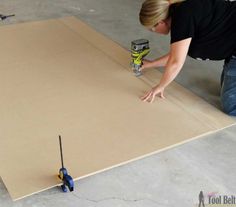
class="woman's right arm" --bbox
[141,53,170,70]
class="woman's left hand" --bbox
[141,85,165,103]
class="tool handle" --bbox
[0,14,15,20]
[59,135,64,168]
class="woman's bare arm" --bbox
[141,37,192,102]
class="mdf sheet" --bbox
[0,17,234,200]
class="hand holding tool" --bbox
[131,39,150,76]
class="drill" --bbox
[131,39,150,76]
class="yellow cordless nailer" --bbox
[131,39,150,76]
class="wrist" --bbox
[154,84,165,90]
[152,59,163,68]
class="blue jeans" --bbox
[220,55,236,116]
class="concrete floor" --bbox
[0,0,236,206]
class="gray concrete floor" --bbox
[0,0,235,206]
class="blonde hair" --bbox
[139,0,186,28]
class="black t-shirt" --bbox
[170,0,236,60]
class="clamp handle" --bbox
[0,14,15,21]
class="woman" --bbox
[139,0,236,115]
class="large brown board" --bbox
[0,17,234,200]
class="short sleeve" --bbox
[170,4,195,44]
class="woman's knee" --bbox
[221,92,236,116]
[220,56,236,116]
